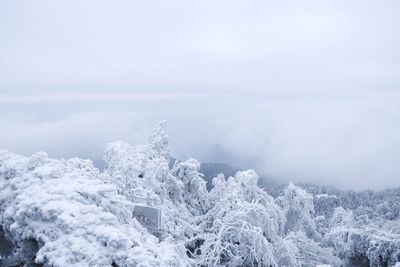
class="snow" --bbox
[1,121,400,266]
[0,149,188,266]
[315,193,337,199]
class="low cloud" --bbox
[1,91,399,190]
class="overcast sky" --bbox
[1,0,400,190]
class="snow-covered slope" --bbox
[1,121,400,267]
[0,124,189,266]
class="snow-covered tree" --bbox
[0,149,189,267]
[193,170,281,266]
[170,159,209,215]
[329,206,354,228]
[278,183,320,240]
[2,121,400,266]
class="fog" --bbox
[1,0,400,190]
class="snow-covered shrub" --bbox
[192,170,283,266]
[103,123,203,240]
[313,193,340,219]
[2,121,400,266]
[279,231,341,267]
[278,183,320,240]
[329,206,354,228]
[209,173,227,202]
[328,225,400,266]
[170,159,210,215]
[0,149,189,267]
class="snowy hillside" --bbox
[1,122,400,267]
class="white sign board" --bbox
[133,205,161,230]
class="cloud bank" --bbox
[1,0,400,189]
[1,91,400,190]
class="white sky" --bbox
[1,0,400,190]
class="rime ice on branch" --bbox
[1,121,400,267]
